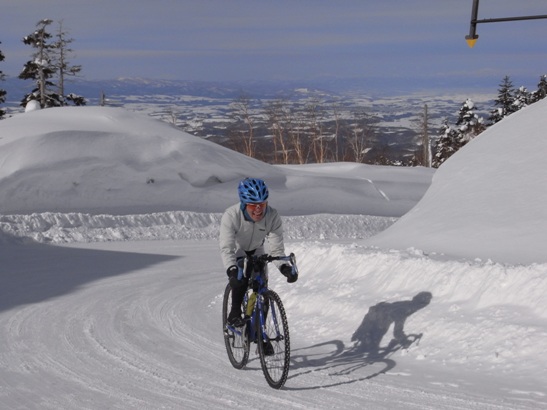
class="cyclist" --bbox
[220,177,297,328]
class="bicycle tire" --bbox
[257,290,290,389]
[222,284,249,369]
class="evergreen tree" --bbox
[0,41,6,119]
[512,86,530,112]
[65,93,86,106]
[19,19,63,108]
[530,74,547,103]
[433,99,485,168]
[488,76,515,125]
[432,119,462,168]
[456,98,485,142]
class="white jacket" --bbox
[219,203,285,270]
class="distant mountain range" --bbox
[2,75,494,102]
[2,76,348,103]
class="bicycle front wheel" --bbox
[222,284,249,369]
[258,290,290,389]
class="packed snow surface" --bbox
[0,103,546,409]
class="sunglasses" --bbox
[246,201,267,210]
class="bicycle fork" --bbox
[257,294,284,345]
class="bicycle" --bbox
[222,253,298,389]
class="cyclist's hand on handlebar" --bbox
[226,265,238,278]
[226,265,242,288]
[280,264,298,283]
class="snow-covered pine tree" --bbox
[433,99,485,168]
[512,86,530,112]
[65,93,86,106]
[456,98,485,142]
[530,74,547,103]
[432,119,461,168]
[488,76,515,125]
[18,19,63,109]
[0,41,6,119]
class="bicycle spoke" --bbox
[258,290,290,389]
[222,284,249,369]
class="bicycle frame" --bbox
[228,254,296,344]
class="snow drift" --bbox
[367,98,547,264]
[0,107,431,217]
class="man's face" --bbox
[246,201,267,222]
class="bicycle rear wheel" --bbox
[258,290,290,389]
[222,284,249,369]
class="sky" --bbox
[1,0,547,93]
[0,101,546,407]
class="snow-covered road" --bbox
[2,239,544,409]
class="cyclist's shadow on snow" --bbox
[287,291,433,390]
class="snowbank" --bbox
[366,98,547,264]
[0,211,396,244]
[0,107,431,217]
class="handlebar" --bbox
[256,252,296,265]
[238,252,298,280]
[256,253,298,274]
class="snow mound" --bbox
[0,106,433,217]
[366,98,547,264]
[0,107,281,214]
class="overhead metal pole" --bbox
[476,14,547,24]
[465,0,480,48]
[465,0,547,48]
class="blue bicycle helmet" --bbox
[238,177,269,204]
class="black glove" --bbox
[280,264,298,283]
[227,265,244,288]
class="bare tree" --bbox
[229,94,256,158]
[0,41,6,119]
[346,124,369,163]
[306,99,330,163]
[53,20,82,100]
[413,104,432,167]
[345,110,375,163]
[331,99,342,162]
[265,99,291,164]
[265,99,313,164]
[165,106,180,126]
[288,110,310,164]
